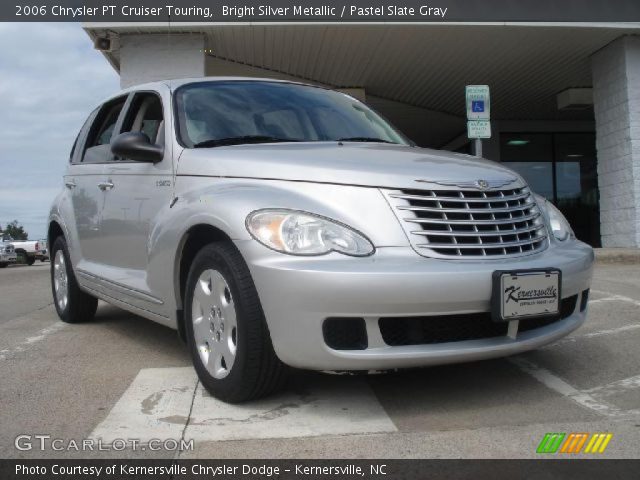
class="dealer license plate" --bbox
[491,269,561,322]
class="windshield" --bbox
[174,81,410,148]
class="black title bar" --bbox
[2,459,640,480]
[4,0,640,22]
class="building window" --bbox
[500,132,600,247]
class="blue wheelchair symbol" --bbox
[472,100,485,113]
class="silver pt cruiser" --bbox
[49,78,594,402]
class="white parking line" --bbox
[583,375,640,398]
[91,368,197,442]
[0,319,64,361]
[91,367,397,444]
[508,357,633,418]
[512,287,640,419]
[581,324,640,338]
[541,324,640,349]
[590,290,640,307]
[588,297,618,304]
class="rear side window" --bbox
[93,102,124,146]
[82,96,127,163]
[69,108,97,163]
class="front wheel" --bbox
[185,242,287,403]
[0,263,7,268]
[51,237,98,323]
[26,256,35,266]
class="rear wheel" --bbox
[185,241,287,403]
[0,263,7,268]
[51,237,97,323]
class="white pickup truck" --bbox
[4,238,44,266]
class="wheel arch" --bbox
[48,221,65,251]
[174,223,234,342]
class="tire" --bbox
[0,263,7,268]
[51,236,98,323]
[185,241,287,403]
[26,255,35,266]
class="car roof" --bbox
[127,77,318,93]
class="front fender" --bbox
[147,177,410,318]
[169,177,409,246]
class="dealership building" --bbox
[84,22,640,248]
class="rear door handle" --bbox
[98,181,114,191]
[64,180,76,189]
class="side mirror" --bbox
[111,132,164,163]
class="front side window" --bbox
[174,81,409,148]
[120,92,164,146]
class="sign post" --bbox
[465,85,491,157]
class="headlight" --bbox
[246,210,374,256]
[545,201,574,241]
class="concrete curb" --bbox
[594,248,640,265]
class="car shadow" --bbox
[90,302,190,361]
[362,357,589,430]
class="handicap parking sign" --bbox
[466,85,490,121]
[472,100,485,113]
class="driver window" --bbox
[120,92,164,148]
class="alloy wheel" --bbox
[53,250,69,311]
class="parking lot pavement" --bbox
[0,263,639,459]
[0,263,51,325]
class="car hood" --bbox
[176,143,523,190]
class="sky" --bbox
[0,23,119,239]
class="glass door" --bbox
[553,133,600,247]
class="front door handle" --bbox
[64,179,76,189]
[98,181,114,191]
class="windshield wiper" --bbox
[193,136,300,148]
[337,137,397,144]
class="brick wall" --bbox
[592,36,640,247]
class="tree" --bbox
[4,220,28,240]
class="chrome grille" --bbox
[385,186,548,258]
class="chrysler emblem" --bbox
[420,178,519,189]
[476,179,489,190]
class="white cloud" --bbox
[0,23,119,238]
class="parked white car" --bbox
[49,78,594,402]
[0,241,17,268]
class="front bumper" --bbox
[237,239,594,371]
[0,253,17,263]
